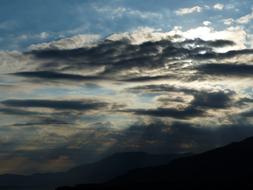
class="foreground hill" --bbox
[0,152,182,190]
[57,137,253,190]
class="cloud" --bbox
[197,63,253,77]
[180,38,235,48]
[176,3,227,16]
[171,26,247,51]
[1,118,253,174]
[223,18,234,26]
[126,84,235,121]
[175,6,202,16]
[120,75,173,82]
[1,25,253,174]
[222,11,253,26]
[126,107,204,119]
[191,91,234,109]
[191,49,253,61]
[130,84,235,108]
[0,107,40,116]
[16,32,50,42]
[0,21,17,30]
[13,71,105,82]
[213,3,224,10]
[25,32,239,83]
[110,121,253,154]
[0,51,32,74]
[93,5,162,20]
[1,99,108,111]
[0,155,74,174]
[203,21,212,26]
[241,109,253,117]
[2,119,71,127]
[106,27,181,45]
[237,11,253,24]
[28,34,101,50]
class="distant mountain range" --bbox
[0,152,184,190]
[57,137,253,190]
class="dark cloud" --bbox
[24,38,241,81]
[179,38,235,48]
[193,49,253,60]
[109,121,253,154]
[241,110,253,117]
[126,106,204,119]
[4,119,71,127]
[0,106,85,127]
[123,84,236,119]
[0,107,40,116]
[1,99,108,111]
[125,90,233,118]
[237,98,253,106]
[12,71,105,81]
[4,120,253,173]
[128,84,192,94]
[129,84,234,109]
[202,39,235,48]
[197,63,253,77]
[119,75,173,82]
[156,96,186,104]
[191,91,234,109]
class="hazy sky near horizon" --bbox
[0,0,253,174]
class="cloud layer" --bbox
[0,25,253,174]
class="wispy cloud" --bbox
[29,34,101,50]
[237,10,253,24]
[175,6,202,16]
[213,3,224,10]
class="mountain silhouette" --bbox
[57,137,253,190]
[0,152,183,190]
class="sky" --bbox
[0,0,253,174]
